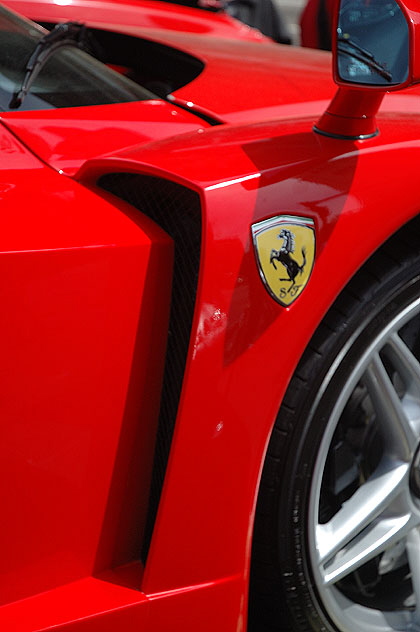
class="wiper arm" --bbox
[337,35,393,83]
[10,22,88,109]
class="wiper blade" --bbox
[10,22,88,109]
[338,35,393,83]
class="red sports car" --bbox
[1,1,420,631]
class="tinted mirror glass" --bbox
[337,0,409,86]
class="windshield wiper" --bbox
[337,35,393,83]
[9,22,89,109]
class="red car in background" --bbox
[4,0,268,41]
[1,1,420,631]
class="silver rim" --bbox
[309,296,420,632]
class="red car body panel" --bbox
[1,101,208,175]
[2,1,420,630]
[78,114,420,595]
[4,0,267,40]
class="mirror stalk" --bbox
[315,87,385,140]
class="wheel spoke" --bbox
[384,333,420,438]
[321,512,415,585]
[316,461,409,565]
[363,353,417,458]
[386,332,420,392]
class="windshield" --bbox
[0,6,157,112]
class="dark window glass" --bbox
[0,6,157,111]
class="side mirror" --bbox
[336,0,409,88]
[315,0,420,139]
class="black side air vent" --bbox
[97,173,201,560]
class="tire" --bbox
[250,225,420,632]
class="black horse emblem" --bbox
[270,229,306,292]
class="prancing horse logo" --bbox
[252,216,315,307]
[270,228,307,292]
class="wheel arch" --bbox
[249,206,420,631]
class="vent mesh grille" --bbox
[97,173,202,559]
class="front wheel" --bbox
[251,229,420,631]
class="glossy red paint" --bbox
[3,0,267,40]
[0,123,172,614]
[1,101,208,175]
[2,1,420,630]
[170,41,335,122]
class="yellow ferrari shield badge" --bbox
[252,215,315,307]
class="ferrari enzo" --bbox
[1,0,420,631]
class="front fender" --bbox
[78,112,420,608]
